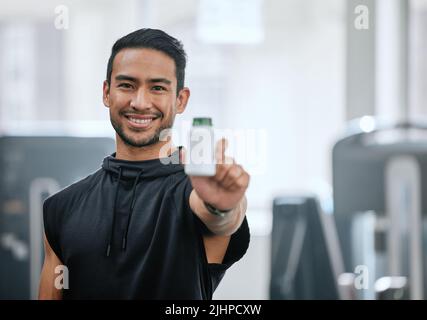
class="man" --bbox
[39,28,250,299]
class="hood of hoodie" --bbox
[101,148,185,256]
[102,149,184,180]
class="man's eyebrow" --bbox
[115,75,138,82]
[147,78,172,85]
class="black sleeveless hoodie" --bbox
[43,150,250,299]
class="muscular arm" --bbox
[190,191,247,264]
[38,233,63,300]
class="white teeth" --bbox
[128,117,153,124]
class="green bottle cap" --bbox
[193,117,212,126]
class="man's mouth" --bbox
[123,114,161,128]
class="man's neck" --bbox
[115,139,175,161]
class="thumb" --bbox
[179,146,187,165]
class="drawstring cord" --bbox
[106,166,143,256]
[106,166,122,257]
[122,169,143,251]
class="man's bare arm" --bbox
[190,192,247,264]
[38,233,63,300]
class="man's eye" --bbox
[152,86,166,91]
[118,83,133,89]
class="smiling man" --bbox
[39,28,250,299]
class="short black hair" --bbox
[106,28,187,94]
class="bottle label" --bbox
[186,127,216,176]
[189,127,214,165]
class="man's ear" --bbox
[103,80,110,108]
[175,87,190,114]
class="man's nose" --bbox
[130,88,152,110]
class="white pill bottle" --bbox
[184,117,216,176]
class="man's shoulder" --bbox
[44,168,103,210]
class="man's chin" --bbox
[121,135,159,148]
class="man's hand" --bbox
[188,138,250,211]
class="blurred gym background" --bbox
[1,0,427,300]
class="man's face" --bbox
[103,48,188,148]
